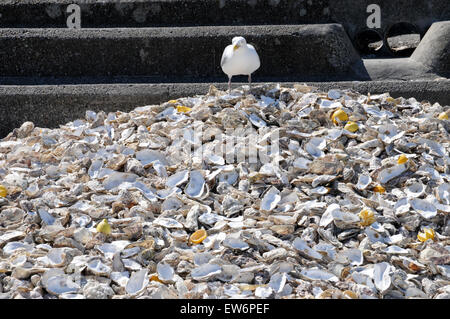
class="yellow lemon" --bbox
[189,229,207,244]
[331,109,348,125]
[168,100,178,104]
[344,121,359,132]
[397,154,408,164]
[0,185,7,198]
[417,228,435,242]
[438,112,448,120]
[358,209,376,227]
[96,219,112,235]
[176,105,192,113]
[373,185,385,193]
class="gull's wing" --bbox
[221,45,234,68]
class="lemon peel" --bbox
[176,106,192,113]
[417,228,435,242]
[358,209,376,227]
[344,121,359,132]
[373,185,385,193]
[189,229,207,245]
[331,109,348,125]
[397,154,408,164]
[96,219,112,235]
[0,185,7,198]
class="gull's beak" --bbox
[233,44,239,51]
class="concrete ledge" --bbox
[1,80,449,138]
[1,1,448,36]
[411,21,450,77]
[0,25,367,80]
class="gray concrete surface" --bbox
[0,25,367,80]
[411,21,450,77]
[1,80,449,138]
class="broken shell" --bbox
[125,269,148,295]
[378,164,407,184]
[86,258,112,276]
[260,187,281,212]
[410,198,437,219]
[191,263,222,282]
[405,182,426,198]
[157,263,175,283]
[185,170,205,198]
[436,183,450,205]
[373,262,391,293]
[45,275,80,295]
[222,236,249,251]
[301,268,338,282]
[356,175,372,190]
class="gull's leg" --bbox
[248,74,252,89]
[228,76,232,93]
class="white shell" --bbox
[249,113,267,127]
[157,263,175,283]
[103,172,137,190]
[38,209,55,225]
[191,263,222,281]
[268,272,287,293]
[378,164,407,184]
[46,275,80,295]
[222,236,249,251]
[293,238,323,260]
[383,245,409,254]
[166,170,189,188]
[86,258,112,276]
[135,149,168,166]
[125,269,148,295]
[292,157,311,170]
[300,268,338,282]
[255,286,273,298]
[37,248,68,267]
[336,249,363,265]
[394,197,410,216]
[404,182,426,198]
[373,262,391,293]
[260,186,281,212]
[319,203,339,227]
[185,170,205,198]
[96,241,131,259]
[88,159,104,178]
[410,198,437,219]
[305,138,326,158]
[356,174,372,190]
[153,217,184,229]
[436,183,450,205]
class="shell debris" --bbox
[0,84,449,299]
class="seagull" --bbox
[221,36,260,92]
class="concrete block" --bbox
[0,25,367,80]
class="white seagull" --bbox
[221,36,260,92]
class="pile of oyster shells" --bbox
[0,83,449,299]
